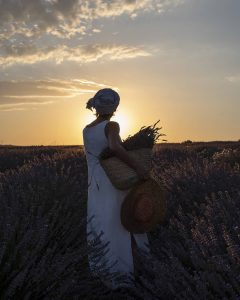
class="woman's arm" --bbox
[106,121,149,180]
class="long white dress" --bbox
[82,120,150,289]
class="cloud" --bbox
[226,75,240,83]
[0,101,54,112]
[0,78,115,111]
[0,43,58,66]
[92,28,102,33]
[0,0,185,39]
[0,0,182,68]
[65,44,152,62]
[0,43,152,67]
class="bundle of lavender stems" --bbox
[99,120,166,160]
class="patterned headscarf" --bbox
[86,88,120,114]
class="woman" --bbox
[82,88,150,290]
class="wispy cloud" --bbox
[0,78,115,111]
[0,101,53,112]
[0,0,185,40]
[0,1,182,68]
[226,75,240,83]
[0,43,152,67]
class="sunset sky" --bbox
[0,0,239,146]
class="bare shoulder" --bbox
[105,121,120,139]
[107,121,120,129]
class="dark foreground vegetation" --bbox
[0,142,240,299]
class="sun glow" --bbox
[111,109,131,140]
[81,108,132,140]
[82,110,95,126]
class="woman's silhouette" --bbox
[82,88,150,289]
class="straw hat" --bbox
[120,178,167,234]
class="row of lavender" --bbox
[142,143,240,299]
[0,145,81,173]
[0,143,239,299]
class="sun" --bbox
[111,109,131,140]
[81,108,132,140]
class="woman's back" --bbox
[83,120,109,162]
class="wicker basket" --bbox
[100,148,152,190]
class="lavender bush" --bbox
[0,150,125,299]
[0,145,81,173]
[0,142,240,299]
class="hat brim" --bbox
[121,179,167,234]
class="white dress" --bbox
[82,120,150,289]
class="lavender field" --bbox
[0,142,240,300]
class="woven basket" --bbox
[100,148,152,190]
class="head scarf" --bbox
[86,88,120,114]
